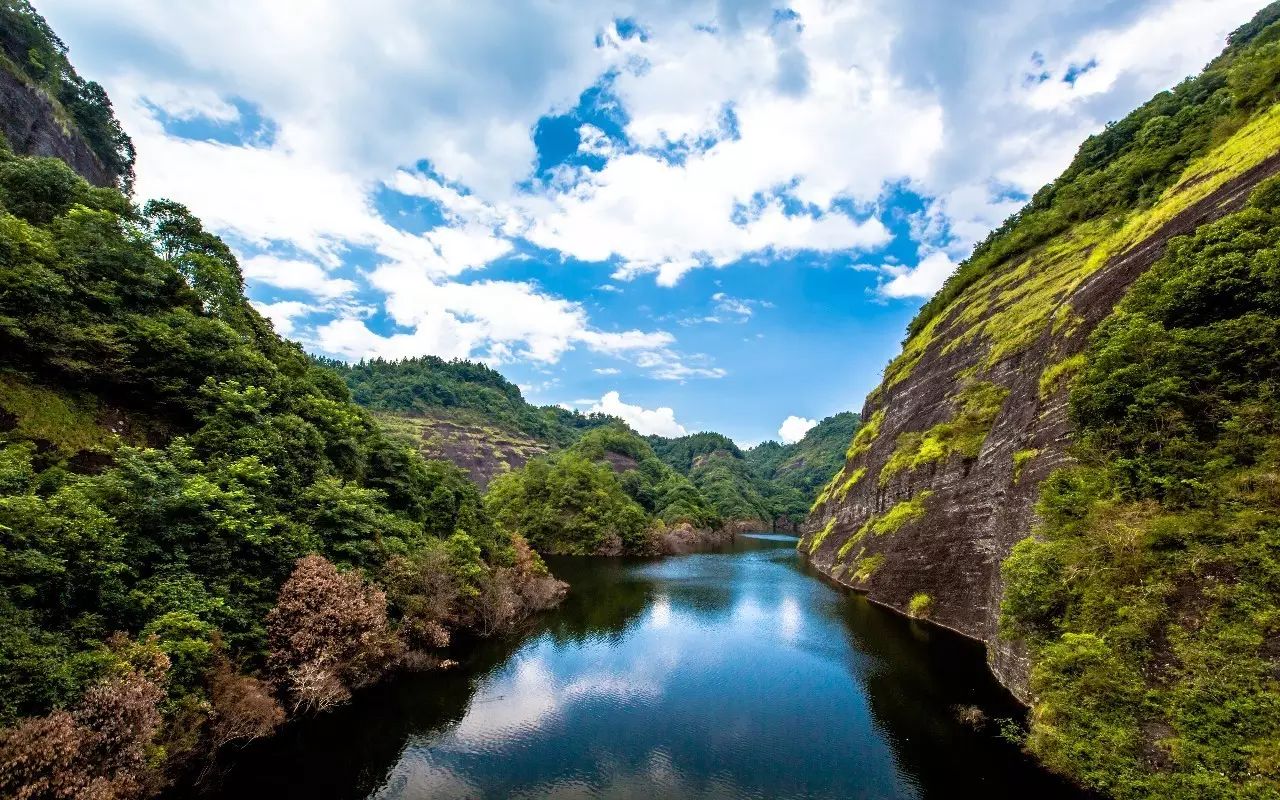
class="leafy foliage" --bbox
[1001,176,1280,799]
[486,424,725,554]
[485,452,651,556]
[0,148,560,790]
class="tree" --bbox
[265,556,401,713]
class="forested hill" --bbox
[801,4,1280,798]
[746,412,861,499]
[0,6,565,793]
[330,356,859,530]
[322,355,617,447]
[645,417,862,530]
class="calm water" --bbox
[198,534,1086,799]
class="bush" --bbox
[485,452,651,555]
[265,556,401,713]
[0,645,167,800]
[206,663,283,749]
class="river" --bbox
[200,534,1086,799]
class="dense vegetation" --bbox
[0,0,135,190]
[907,0,1280,341]
[1001,178,1280,799]
[648,432,783,523]
[0,147,562,793]
[644,416,861,529]
[335,358,858,532]
[487,425,721,555]
[746,412,861,497]
[325,356,617,447]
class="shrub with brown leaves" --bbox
[207,663,285,748]
[266,555,402,713]
[0,664,167,800]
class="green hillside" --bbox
[747,412,861,498]
[0,146,562,792]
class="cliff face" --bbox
[376,410,552,489]
[801,103,1280,699]
[0,67,114,187]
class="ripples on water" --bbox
[199,534,1087,799]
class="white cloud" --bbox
[250,300,316,337]
[313,276,674,365]
[241,255,357,298]
[878,250,960,299]
[711,292,767,320]
[588,391,688,437]
[778,415,817,444]
[593,367,621,375]
[634,350,727,381]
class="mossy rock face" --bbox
[799,12,1280,797]
[375,410,552,490]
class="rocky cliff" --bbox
[0,1,134,188]
[377,410,552,489]
[0,66,115,187]
[801,13,1280,704]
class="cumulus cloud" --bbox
[314,277,673,365]
[778,415,817,444]
[588,391,688,437]
[241,255,357,299]
[877,250,960,299]
[38,0,1265,388]
[250,300,317,337]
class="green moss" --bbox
[879,382,1009,485]
[810,471,840,511]
[835,466,866,500]
[873,492,933,536]
[837,536,860,561]
[807,517,837,554]
[0,373,113,454]
[845,408,885,461]
[908,593,933,619]
[1012,448,1040,484]
[1038,353,1086,400]
[851,553,884,583]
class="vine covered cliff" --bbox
[802,6,1280,798]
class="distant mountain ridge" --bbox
[329,356,859,531]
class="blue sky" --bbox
[38,0,1266,444]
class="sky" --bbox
[38,0,1267,445]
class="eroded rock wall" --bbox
[0,68,114,187]
[802,146,1280,701]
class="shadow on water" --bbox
[189,534,1088,799]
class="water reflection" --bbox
[194,535,1085,800]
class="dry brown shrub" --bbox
[509,535,568,613]
[266,554,402,713]
[0,660,168,800]
[207,663,285,748]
